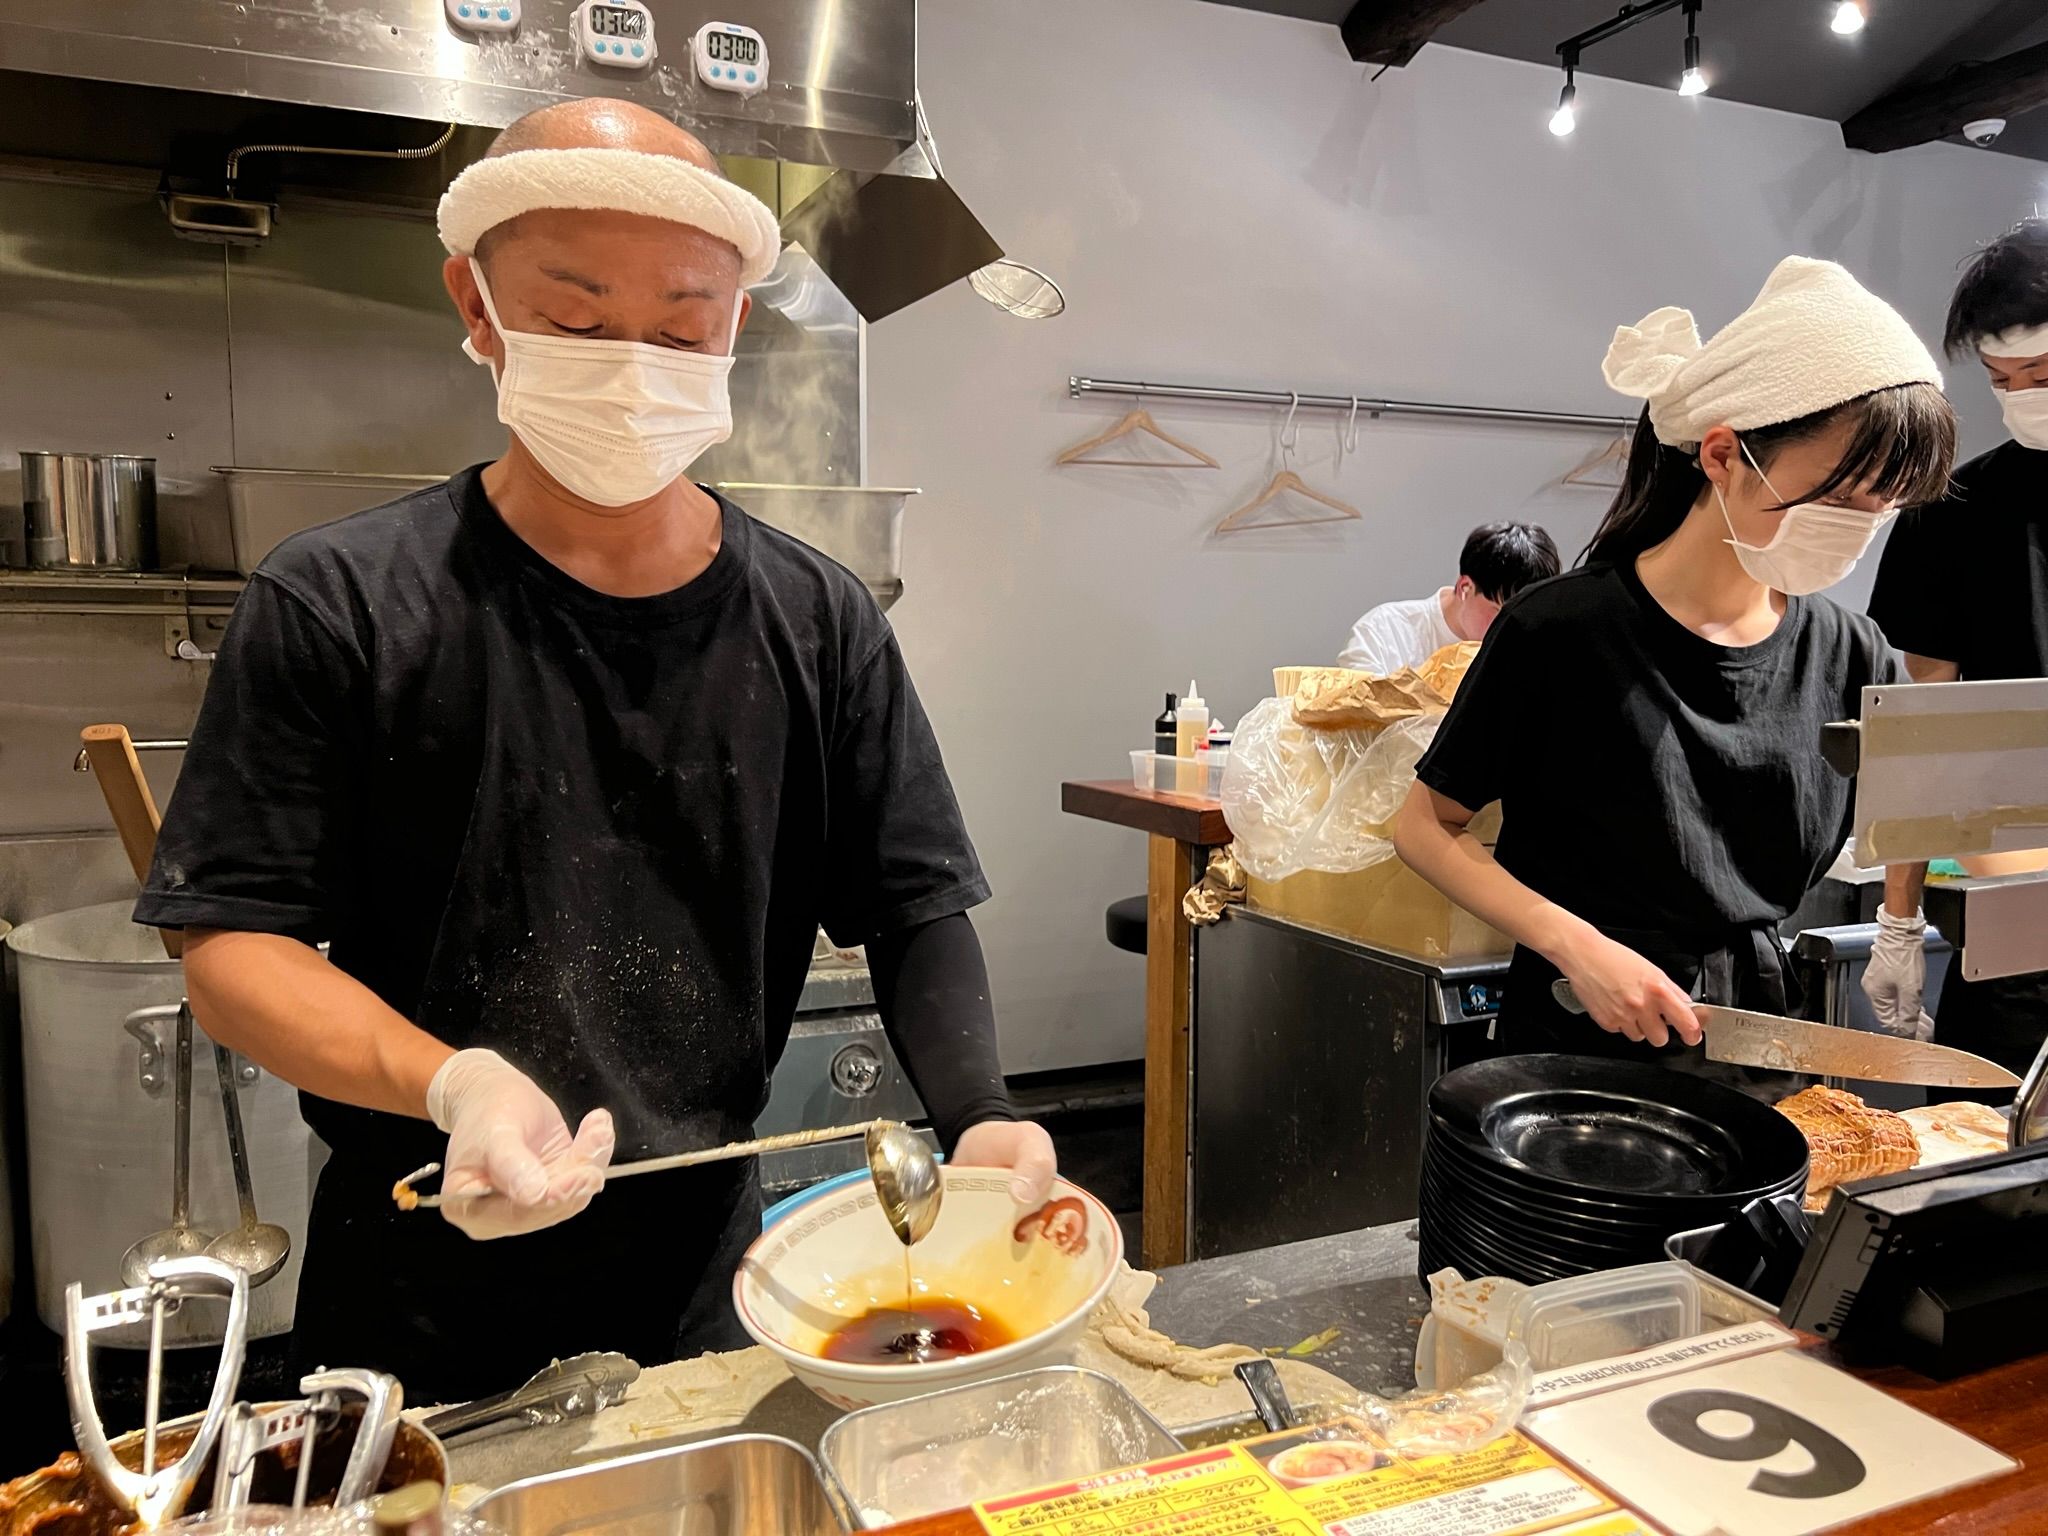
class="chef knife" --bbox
[1548,980,2020,1089]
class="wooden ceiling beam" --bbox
[1843,39,2048,153]
[1339,0,1493,68]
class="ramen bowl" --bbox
[735,1168,1122,1410]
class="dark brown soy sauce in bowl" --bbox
[819,1299,1015,1364]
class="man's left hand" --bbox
[954,1119,1058,1206]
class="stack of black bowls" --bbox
[1419,1055,1810,1285]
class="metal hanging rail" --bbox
[1067,375,1636,434]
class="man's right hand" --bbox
[428,1048,614,1240]
[1555,930,1703,1048]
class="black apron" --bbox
[1501,921,1804,1101]
[290,1147,761,1404]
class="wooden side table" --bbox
[1060,779,1232,1267]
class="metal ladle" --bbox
[122,1007,215,1287]
[204,1039,291,1286]
[865,1122,943,1246]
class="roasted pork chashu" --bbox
[1774,1085,1920,1210]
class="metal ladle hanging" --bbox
[121,1006,215,1286]
[203,1038,291,1286]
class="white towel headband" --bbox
[1601,256,1942,447]
[437,146,782,286]
[1978,323,2048,359]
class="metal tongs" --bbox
[65,1256,250,1531]
[421,1351,638,1441]
[212,1366,403,1513]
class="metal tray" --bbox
[819,1367,1181,1528]
[215,467,446,575]
[473,1433,844,1536]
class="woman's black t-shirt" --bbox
[1415,560,1902,949]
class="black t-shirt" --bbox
[137,468,990,1164]
[1415,561,1902,945]
[1867,439,2048,678]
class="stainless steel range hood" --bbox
[0,0,918,172]
[0,0,1014,320]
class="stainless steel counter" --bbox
[443,1221,1429,1491]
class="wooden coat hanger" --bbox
[1562,432,1630,488]
[1215,394,1361,534]
[1056,407,1220,469]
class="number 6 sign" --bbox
[1524,1349,2013,1536]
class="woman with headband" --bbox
[1394,257,1955,1064]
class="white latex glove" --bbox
[428,1048,615,1240]
[1862,906,1935,1042]
[953,1118,1059,1207]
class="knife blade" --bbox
[1547,979,2019,1089]
[1695,1005,2020,1089]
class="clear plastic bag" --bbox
[1219,701,1443,882]
[1297,1343,1532,1460]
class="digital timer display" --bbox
[588,4,645,38]
[702,30,759,64]
[692,21,767,94]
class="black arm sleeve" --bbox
[868,910,1016,1153]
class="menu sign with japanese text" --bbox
[973,1436,1624,1536]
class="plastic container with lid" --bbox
[1416,1263,1701,1389]
[1513,1263,1702,1369]
[1131,750,1226,798]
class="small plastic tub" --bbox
[1416,1262,1702,1388]
[1512,1262,1702,1370]
[1129,750,1226,797]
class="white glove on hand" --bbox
[953,1119,1059,1207]
[428,1048,615,1240]
[1862,906,1935,1042]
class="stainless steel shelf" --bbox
[0,568,246,617]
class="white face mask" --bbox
[1997,386,2048,451]
[1714,440,1894,596]
[464,259,738,507]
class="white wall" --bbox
[870,0,2048,1073]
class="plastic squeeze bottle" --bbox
[1175,682,1209,793]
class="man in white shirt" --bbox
[1338,522,1560,674]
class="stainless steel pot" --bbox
[21,451,157,570]
[4,902,315,1344]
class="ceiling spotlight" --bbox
[1679,17,1707,95]
[1550,79,1578,136]
[1550,54,1579,137]
[1831,1,1865,35]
